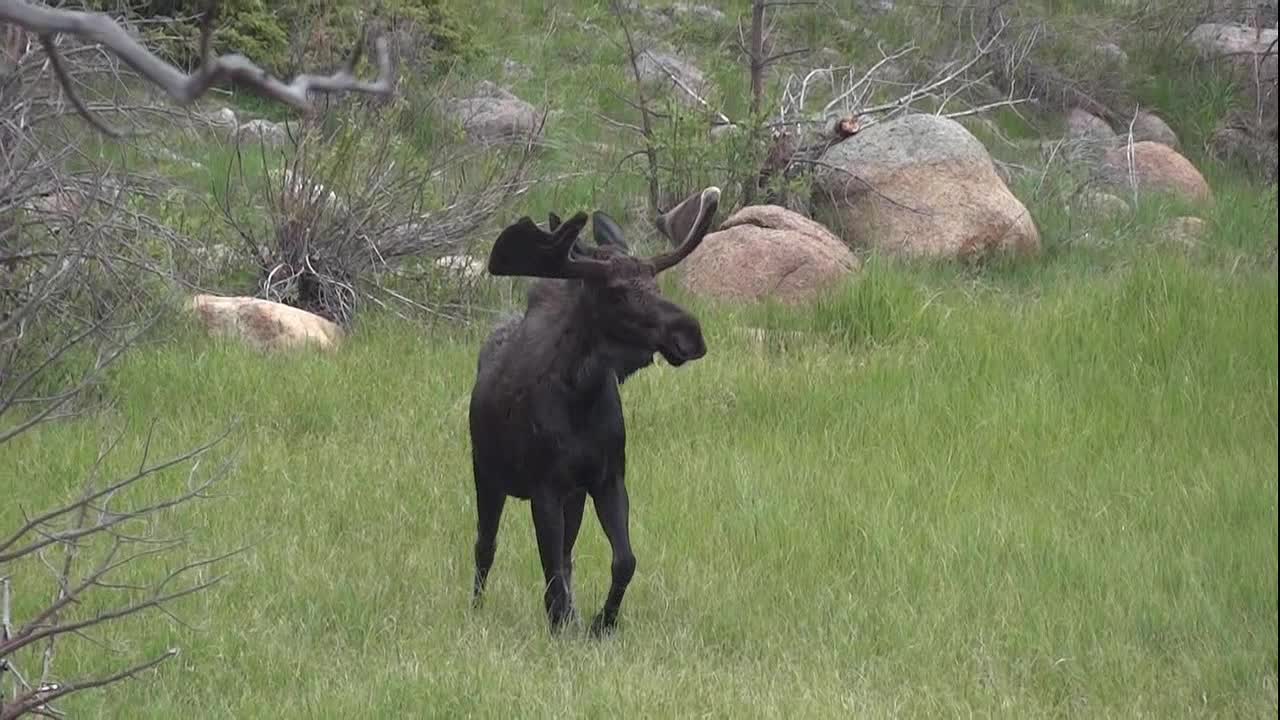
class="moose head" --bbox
[486,186,721,372]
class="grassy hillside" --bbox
[2,1,1278,718]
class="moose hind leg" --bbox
[472,481,506,609]
[531,494,572,632]
[589,476,636,637]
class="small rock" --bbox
[1209,122,1279,182]
[203,107,237,134]
[709,122,740,140]
[277,168,343,213]
[433,254,487,279]
[1067,108,1115,142]
[502,58,531,79]
[857,0,896,12]
[236,119,290,148]
[1066,107,1117,162]
[663,3,726,22]
[1124,111,1179,150]
[1096,42,1128,65]
[1074,191,1130,220]
[23,191,83,215]
[192,243,237,266]
[1160,216,1206,249]
[188,294,343,352]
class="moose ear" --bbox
[655,188,719,248]
[547,212,561,231]
[488,212,590,278]
[591,211,630,253]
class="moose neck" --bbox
[530,279,651,393]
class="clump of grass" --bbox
[726,255,942,352]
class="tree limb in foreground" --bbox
[0,0,397,136]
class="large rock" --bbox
[680,206,858,304]
[188,295,342,352]
[1101,142,1214,204]
[444,81,543,145]
[812,114,1040,260]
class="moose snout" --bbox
[659,314,707,366]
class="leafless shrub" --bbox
[0,423,238,720]
[216,105,543,327]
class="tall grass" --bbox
[4,238,1275,717]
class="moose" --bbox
[467,186,721,635]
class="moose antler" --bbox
[0,0,396,136]
[647,186,720,273]
[489,211,613,280]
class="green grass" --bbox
[4,240,1277,718]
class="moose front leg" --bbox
[530,494,573,632]
[562,490,587,605]
[589,473,636,637]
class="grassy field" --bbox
[4,227,1277,717]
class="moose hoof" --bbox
[547,605,576,635]
[588,613,618,638]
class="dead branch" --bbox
[642,50,733,126]
[0,0,396,136]
[612,0,662,217]
[2,648,176,720]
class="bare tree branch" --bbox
[0,0,397,136]
[0,427,233,562]
[2,649,176,720]
[611,0,661,217]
